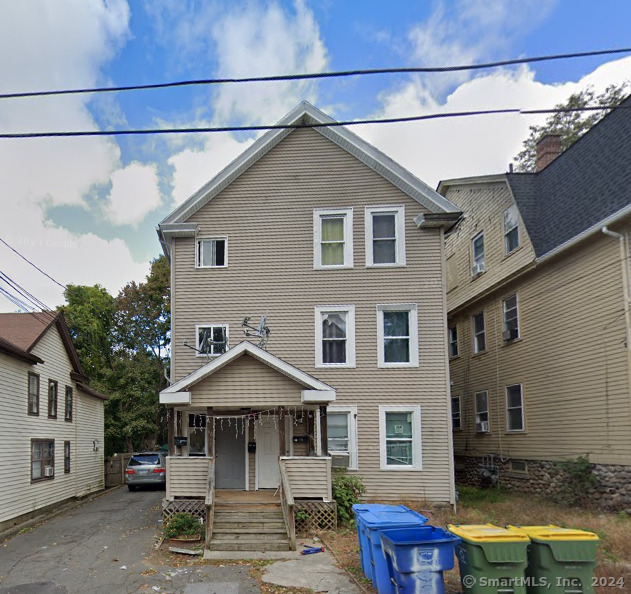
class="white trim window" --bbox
[196,238,227,268]
[472,232,485,275]
[472,312,486,353]
[448,325,458,358]
[474,390,490,433]
[502,294,520,342]
[379,405,422,470]
[506,384,525,431]
[451,396,462,430]
[196,324,229,357]
[504,204,520,254]
[377,304,419,367]
[327,405,358,470]
[365,206,406,266]
[314,208,353,269]
[315,306,356,367]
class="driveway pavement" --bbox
[0,488,259,594]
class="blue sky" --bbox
[1,0,630,312]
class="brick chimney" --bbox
[535,133,562,172]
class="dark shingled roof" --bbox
[506,94,631,257]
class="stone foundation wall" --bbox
[454,455,631,512]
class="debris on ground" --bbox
[169,546,203,556]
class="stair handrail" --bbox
[205,456,215,547]
[278,458,296,550]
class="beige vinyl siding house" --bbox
[158,102,461,549]
[441,95,631,509]
[0,313,106,533]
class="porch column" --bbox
[319,405,328,456]
[167,407,175,456]
[206,407,214,457]
[278,406,286,456]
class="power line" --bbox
[0,270,54,313]
[0,237,67,289]
[0,104,629,139]
[1,47,630,100]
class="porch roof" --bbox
[161,341,335,404]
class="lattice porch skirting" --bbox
[162,499,206,523]
[294,500,337,534]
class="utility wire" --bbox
[0,104,628,139]
[1,47,630,100]
[0,270,53,313]
[0,237,67,289]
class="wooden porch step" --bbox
[213,532,287,542]
[206,540,291,552]
[214,512,284,521]
[213,527,287,536]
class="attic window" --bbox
[197,238,227,268]
[504,205,520,254]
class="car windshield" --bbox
[129,454,161,466]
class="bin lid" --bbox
[447,524,529,543]
[352,503,409,515]
[507,525,599,542]
[361,508,428,528]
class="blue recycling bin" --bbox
[353,504,404,581]
[358,506,429,594]
[380,526,461,594]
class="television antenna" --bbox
[242,313,270,349]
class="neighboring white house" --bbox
[0,312,107,533]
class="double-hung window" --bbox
[365,206,405,266]
[472,312,486,353]
[32,439,54,481]
[451,397,462,430]
[504,204,520,254]
[188,413,207,456]
[474,391,490,432]
[64,387,73,422]
[379,405,422,470]
[327,405,358,470]
[448,325,459,358]
[314,208,353,269]
[64,441,71,473]
[506,384,525,431]
[377,304,419,367]
[502,294,520,342]
[28,372,39,416]
[315,306,356,367]
[196,325,228,356]
[196,238,227,268]
[472,232,485,275]
[48,380,58,419]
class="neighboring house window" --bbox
[448,325,459,358]
[64,441,71,473]
[28,372,39,416]
[506,384,525,431]
[196,325,228,356]
[377,304,419,367]
[474,391,490,432]
[196,238,227,268]
[32,439,54,481]
[188,413,206,456]
[313,208,353,269]
[48,380,58,418]
[504,204,520,254]
[315,306,356,367]
[451,397,462,430]
[472,232,485,275]
[64,387,73,422]
[327,405,358,470]
[472,312,486,353]
[379,405,422,470]
[502,294,520,342]
[365,206,406,266]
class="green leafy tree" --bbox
[514,82,629,172]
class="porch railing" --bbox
[205,457,215,547]
[278,460,296,550]
[165,456,210,500]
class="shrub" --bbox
[163,512,204,539]
[332,472,366,525]
[554,455,597,506]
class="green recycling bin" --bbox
[508,525,599,594]
[447,524,530,594]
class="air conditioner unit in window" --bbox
[472,262,486,276]
[331,453,350,468]
[503,329,519,342]
[44,466,54,477]
[476,421,490,433]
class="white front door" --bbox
[256,417,280,489]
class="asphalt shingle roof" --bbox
[506,95,631,257]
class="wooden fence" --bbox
[104,454,133,488]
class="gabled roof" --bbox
[0,335,43,364]
[162,340,334,394]
[159,101,459,230]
